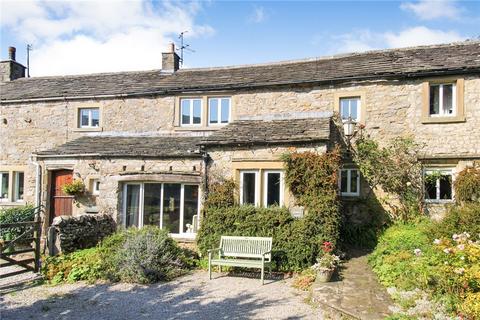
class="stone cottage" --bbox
[1,41,479,240]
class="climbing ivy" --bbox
[454,166,480,203]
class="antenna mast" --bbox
[26,44,32,77]
[178,31,195,66]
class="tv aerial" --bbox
[178,31,195,66]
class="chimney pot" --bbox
[168,42,175,53]
[8,47,16,61]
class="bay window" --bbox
[123,182,200,235]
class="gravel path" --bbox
[0,271,323,320]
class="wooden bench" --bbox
[208,236,272,285]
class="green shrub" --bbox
[454,167,480,203]
[197,205,335,271]
[203,179,236,209]
[431,203,480,240]
[0,205,36,241]
[111,226,186,283]
[42,247,102,284]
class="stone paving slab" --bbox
[311,250,393,320]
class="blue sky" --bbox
[1,0,479,76]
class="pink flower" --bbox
[433,239,441,245]
[457,244,465,251]
[443,248,452,254]
[413,249,422,256]
[454,268,465,275]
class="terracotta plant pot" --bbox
[315,268,334,283]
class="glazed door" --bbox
[50,170,74,223]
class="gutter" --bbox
[2,68,479,104]
[33,153,203,159]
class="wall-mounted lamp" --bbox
[343,116,357,138]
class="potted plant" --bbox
[62,180,85,197]
[311,241,340,283]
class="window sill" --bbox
[421,116,465,124]
[170,233,196,241]
[174,126,223,132]
[0,201,26,206]
[72,127,103,132]
[424,200,454,204]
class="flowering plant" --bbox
[311,241,340,272]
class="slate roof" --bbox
[200,117,331,147]
[1,41,480,102]
[35,136,203,158]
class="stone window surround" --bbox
[233,161,290,207]
[0,165,26,205]
[87,175,101,196]
[174,93,235,131]
[334,90,367,125]
[423,166,455,203]
[421,77,465,124]
[73,105,103,132]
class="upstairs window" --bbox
[181,98,202,126]
[0,172,9,202]
[340,97,361,122]
[429,83,456,116]
[79,108,100,128]
[339,169,360,196]
[424,170,453,202]
[208,97,231,125]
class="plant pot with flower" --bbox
[311,241,340,283]
[62,180,85,198]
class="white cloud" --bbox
[384,26,463,47]
[400,0,462,20]
[0,0,214,76]
[318,26,466,55]
[248,6,267,24]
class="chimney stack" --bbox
[162,42,180,72]
[1,46,26,83]
[8,47,16,61]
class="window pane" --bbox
[439,175,452,200]
[350,100,358,121]
[221,98,230,123]
[181,100,190,124]
[15,172,24,201]
[429,85,440,115]
[193,99,202,124]
[209,99,218,123]
[442,84,453,115]
[0,173,8,200]
[163,183,181,233]
[183,185,199,233]
[424,178,437,200]
[125,185,140,227]
[80,109,89,127]
[242,173,256,205]
[350,170,358,193]
[340,170,348,193]
[91,109,100,127]
[266,173,281,206]
[340,99,350,120]
[143,184,161,226]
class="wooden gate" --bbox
[0,207,42,278]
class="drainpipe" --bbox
[201,148,211,199]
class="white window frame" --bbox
[263,170,284,207]
[78,108,100,128]
[429,83,456,117]
[180,98,203,126]
[208,97,231,125]
[92,179,100,196]
[239,170,260,206]
[340,97,361,123]
[0,172,9,202]
[14,172,24,202]
[122,182,200,237]
[339,169,360,197]
[424,169,454,203]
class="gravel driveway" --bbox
[0,271,323,320]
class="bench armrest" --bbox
[261,250,272,256]
[207,247,221,253]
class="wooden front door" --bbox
[50,170,74,224]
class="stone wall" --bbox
[50,213,116,254]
